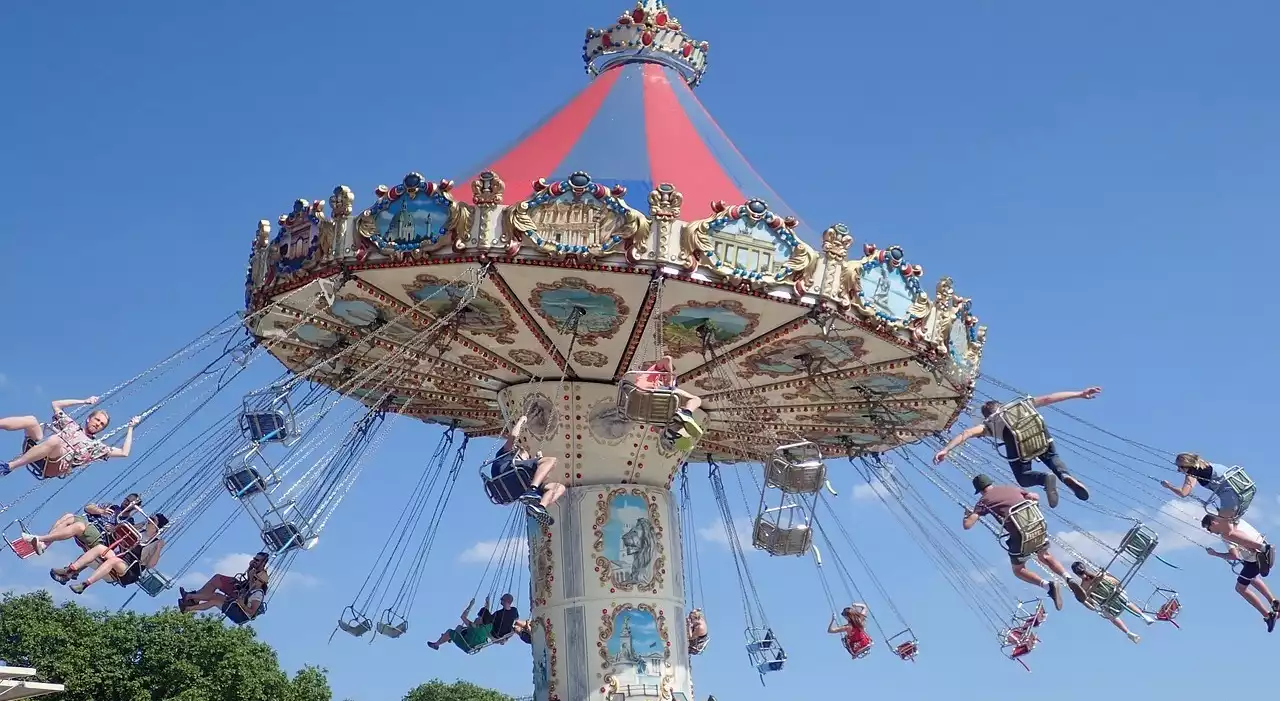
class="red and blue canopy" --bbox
[455,61,812,239]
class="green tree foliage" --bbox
[0,591,331,701]
[402,679,516,701]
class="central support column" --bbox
[500,382,697,701]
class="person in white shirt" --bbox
[1203,515,1279,632]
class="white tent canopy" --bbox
[0,667,64,700]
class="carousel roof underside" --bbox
[244,3,986,464]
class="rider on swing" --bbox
[687,608,709,655]
[827,603,873,658]
[21,493,143,556]
[51,514,168,594]
[965,474,1073,611]
[1202,514,1280,631]
[427,598,496,653]
[179,551,270,617]
[1164,453,1274,575]
[492,414,566,526]
[635,356,702,451]
[0,397,140,479]
[934,388,1099,508]
[1069,561,1154,644]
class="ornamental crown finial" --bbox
[582,1,708,88]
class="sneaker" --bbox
[1266,611,1277,634]
[525,503,554,527]
[0,462,9,477]
[1047,581,1063,611]
[49,567,76,585]
[22,533,44,556]
[1043,474,1060,509]
[1271,599,1279,612]
[1127,632,1141,644]
[676,410,704,439]
[516,488,542,506]
[662,426,681,443]
[427,641,440,650]
[1062,475,1090,501]
[69,582,87,595]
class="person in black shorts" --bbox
[935,387,1100,508]
[488,413,565,526]
[1203,514,1279,631]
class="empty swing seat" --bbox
[137,569,173,597]
[1145,588,1182,627]
[337,607,373,637]
[745,629,786,674]
[616,371,679,424]
[765,442,828,494]
[1117,524,1159,563]
[888,630,919,661]
[995,397,1051,461]
[261,523,306,553]
[752,517,812,557]
[377,610,409,638]
[225,467,269,499]
[240,389,299,444]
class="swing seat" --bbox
[994,397,1051,461]
[888,629,919,661]
[1005,501,1048,556]
[765,442,827,494]
[1117,523,1159,563]
[751,516,812,557]
[617,371,679,424]
[481,459,535,506]
[842,637,873,659]
[225,467,269,499]
[1221,466,1257,516]
[1086,577,1127,619]
[108,522,142,554]
[1145,588,1182,628]
[4,521,36,560]
[137,569,173,597]
[689,634,709,655]
[223,599,264,625]
[377,610,409,638]
[240,388,299,444]
[745,627,785,674]
[337,607,373,637]
[261,522,306,553]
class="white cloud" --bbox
[458,538,528,565]
[967,566,1000,585]
[852,482,892,503]
[697,519,755,550]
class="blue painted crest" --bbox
[704,199,802,284]
[520,172,637,256]
[293,324,339,347]
[365,173,453,252]
[273,199,322,275]
[858,248,922,322]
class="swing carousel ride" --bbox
[2,2,1254,700]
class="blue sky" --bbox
[2,1,1279,700]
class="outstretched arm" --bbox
[84,503,110,516]
[52,396,99,413]
[1204,546,1236,561]
[1161,474,1196,498]
[507,415,528,442]
[933,425,986,464]
[105,417,140,458]
[827,616,848,635]
[962,509,982,530]
[1032,387,1101,408]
